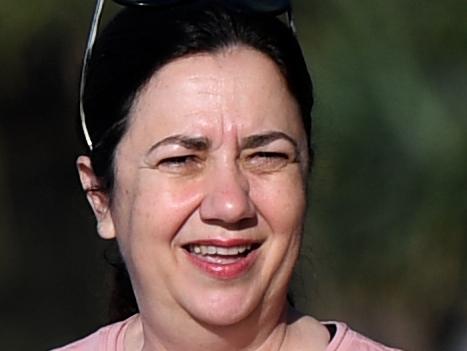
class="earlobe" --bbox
[76,156,116,239]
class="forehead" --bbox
[154,45,284,84]
[125,46,303,145]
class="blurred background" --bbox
[0,0,465,350]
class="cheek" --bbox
[252,172,307,234]
[112,175,205,288]
[117,175,204,247]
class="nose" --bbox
[199,164,256,226]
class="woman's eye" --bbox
[245,152,290,171]
[157,155,201,173]
[160,155,193,165]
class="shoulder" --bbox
[50,315,137,351]
[324,322,403,351]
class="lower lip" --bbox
[185,249,259,280]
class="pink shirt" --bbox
[52,315,402,351]
[325,322,402,351]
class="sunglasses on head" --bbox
[80,0,294,150]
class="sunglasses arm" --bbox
[286,7,296,33]
[80,0,106,151]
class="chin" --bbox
[182,287,261,327]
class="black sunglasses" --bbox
[80,0,295,150]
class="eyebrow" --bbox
[147,135,210,154]
[241,131,299,150]
[146,131,298,154]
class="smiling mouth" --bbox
[184,243,260,264]
[182,241,262,278]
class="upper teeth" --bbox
[189,245,252,256]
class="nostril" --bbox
[199,215,258,231]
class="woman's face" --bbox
[88,47,309,326]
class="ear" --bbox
[76,155,116,239]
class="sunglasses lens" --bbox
[114,0,290,13]
[113,0,181,6]
[227,0,290,14]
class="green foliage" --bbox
[294,1,467,348]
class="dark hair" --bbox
[82,1,313,322]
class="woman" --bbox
[55,1,402,350]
